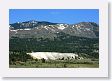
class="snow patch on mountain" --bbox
[24,28,31,30]
[57,24,66,30]
[43,26,49,30]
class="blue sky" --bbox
[9,9,99,24]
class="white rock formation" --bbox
[27,52,78,60]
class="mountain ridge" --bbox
[9,20,99,39]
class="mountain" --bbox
[9,20,99,59]
[9,20,58,29]
[9,20,99,39]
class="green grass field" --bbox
[9,59,99,68]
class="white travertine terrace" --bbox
[27,52,78,60]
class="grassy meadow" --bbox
[9,59,99,68]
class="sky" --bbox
[9,9,99,24]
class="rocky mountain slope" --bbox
[9,20,99,39]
